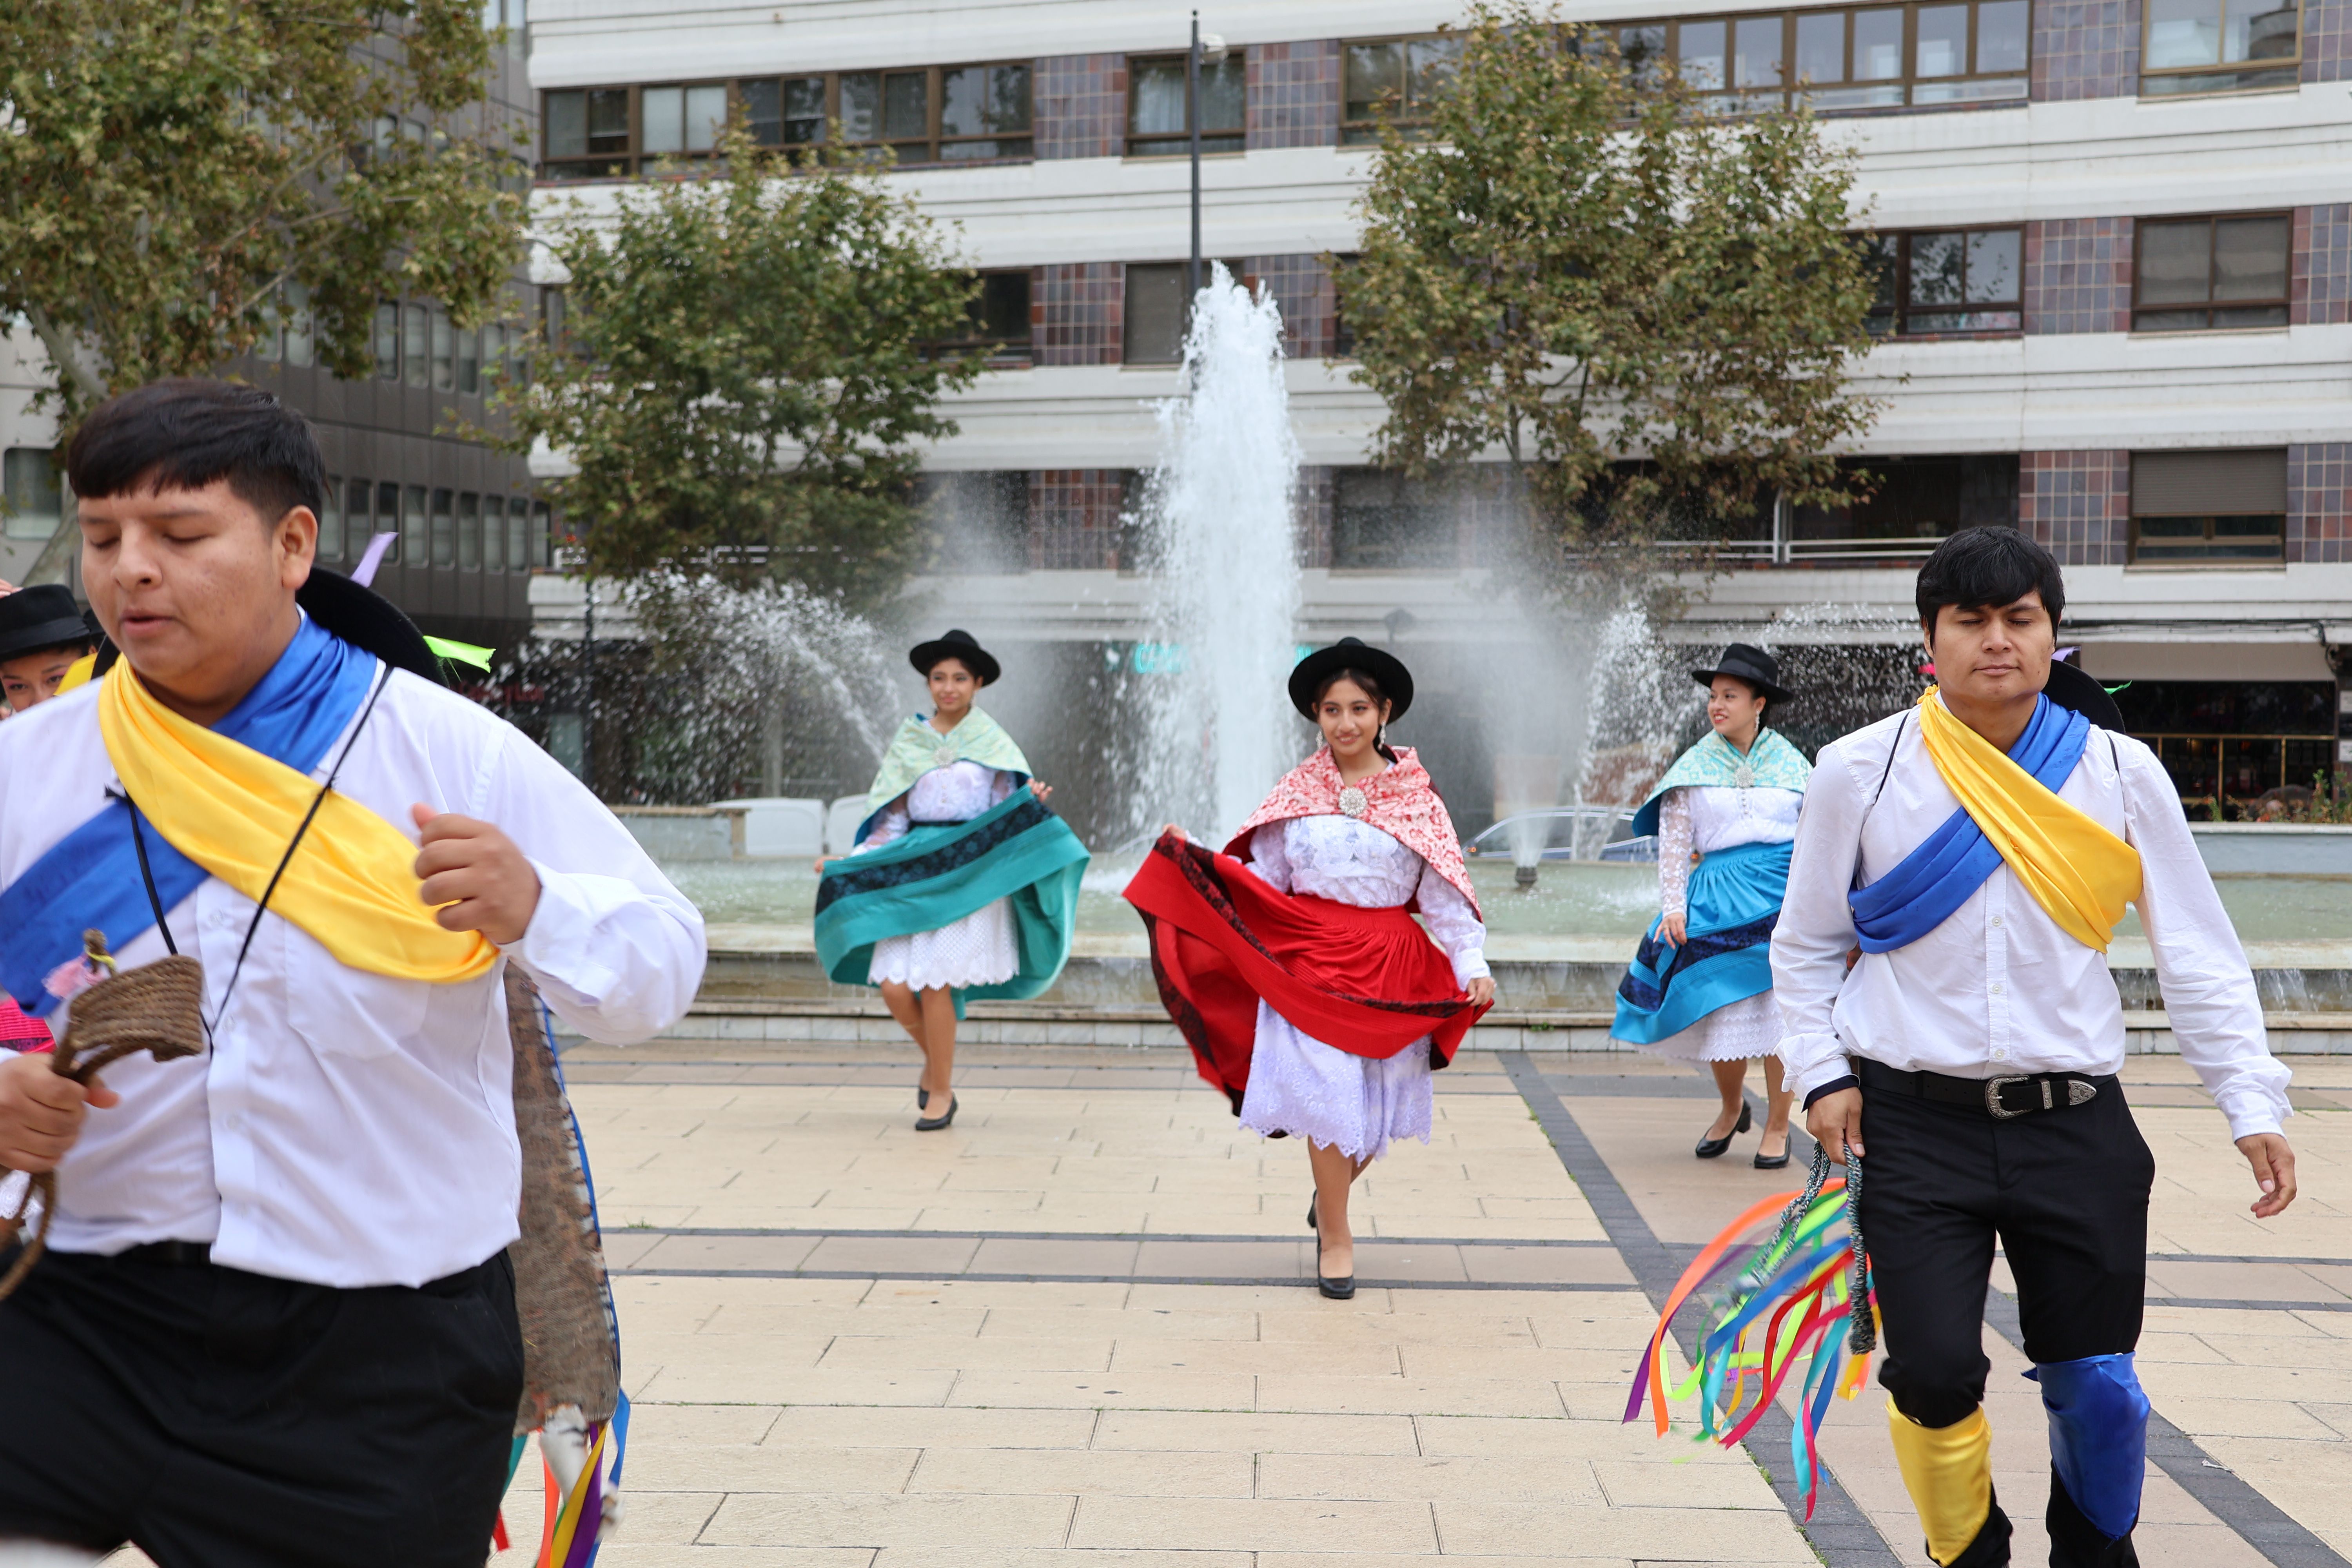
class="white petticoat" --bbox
[1635,990,1784,1063]
[1238,1002,1434,1163]
[867,897,1018,990]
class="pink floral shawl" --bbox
[1224,744,1481,918]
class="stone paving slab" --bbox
[91,1044,2352,1567]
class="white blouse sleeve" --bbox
[850,799,909,854]
[1248,822,1294,894]
[991,769,1017,806]
[1416,861,1491,985]
[1657,789,1693,916]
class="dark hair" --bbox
[65,378,326,525]
[1915,525,2064,633]
[1312,667,1399,764]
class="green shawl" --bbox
[1630,726,1811,838]
[862,706,1032,836]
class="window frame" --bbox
[2140,0,2302,95]
[1125,51,1248,158]
[922,269,1035,367]
[539,63,1036,180]
[1864,225,2026,337]
[1340,34,1466,145]
[1575,1,2031,116]
[2131,211,2294,332]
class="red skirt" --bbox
[1122,831,1487,1112]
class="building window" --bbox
[2129,448,2286,563]
[458,323,481,394]
[431,308,456,391]
[1341,36,1465,144]
[509,497,533,573]
[380,481,403,562]
[484,495,506,571]
[1332,468,1468,570]
[925,271,1033,365]
[533,499,555,568]
[1785,454,2018,560]
[2,448,63,542]
[1123,261,1244,364]
[640,82,729,162]
[542,87,631,178]
[921,471,1033,573]
[1864,227,2023,334]
[1606,2,2028,113]
[403,485,429,566]
[318,475,344,562]
[2143,0,2299,93]
[403,304,430,389]
[2134,214,2290,330]
[543,66,1033,178]
[1127,53,1245,156]
[431,488,457,568]
[283,283,314,368]
[374,302,400,381]
[348,478,375,561]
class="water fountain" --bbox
[1130,262,1305,842]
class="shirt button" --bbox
[223,1112,244,1132]
[1993,1049,2007,1059]
[1989,982,2005,996]
[1990,915,2004,929]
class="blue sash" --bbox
[0,619,377,1015]
[1847,695,2088,955]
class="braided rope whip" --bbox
[1741,1138,1873,1354]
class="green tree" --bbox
[1343,1,1883,572]
[496,127,983,610]
[0,0,523,418]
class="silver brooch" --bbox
[1733,763,1755,789]
[1338,786,1369,819]
[933,745,957,768]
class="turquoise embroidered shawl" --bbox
[862,707,1032,831]
[1629,726,1811,838]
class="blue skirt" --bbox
[1610,839,1792,1046]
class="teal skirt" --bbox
[1610,838,1791,1046]
[814,789,1090,1016]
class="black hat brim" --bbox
[2043,658,2126,732]
[0,614,98,665]
[911,637,1000,686]
[1689,666,1794,706]
[298,567,447,686]
[1289,642,1414,722]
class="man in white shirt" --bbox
[0,379,705,1565]
[1772,526,2295,1568]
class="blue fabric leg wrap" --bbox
[2024,1353,2151,1541]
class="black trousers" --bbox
[1857,1063,2155,1568]
[0,1243,524,1568]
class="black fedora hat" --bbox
[1690,643,1793,705]
[2043,657,2126,732]
[1287,637,1414,722]
[0,584,96,664]
[910,628,1001,685]
[87,567,448,687]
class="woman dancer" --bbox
[1610,644,1811,1167]
[817,630,1089,1130]
[1125,638,1495,1299]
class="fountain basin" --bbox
[2190,824,2352,876]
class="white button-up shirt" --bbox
[0,665,706,1287]
[1770,702,2290,1141]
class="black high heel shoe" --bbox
[1308,1196,1319,1232]
[1694,1102,1752,1159]
[1753,1130,1791,1170]
[915,1093,958,1132]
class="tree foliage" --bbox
[1344,1,1883,569]
[0,0,524,426]
[496,127,982,609]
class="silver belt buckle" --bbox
[1984,1074,2033,1118]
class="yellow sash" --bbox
[1916,688,2141,953]
[98,662,499,983]
[54,651,96,695]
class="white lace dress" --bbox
[1236,815,1491,1161]
[855,760,1019,991]
[1637,784,1803,1063]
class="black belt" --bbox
[121,1239,213,1265]
[1857,1057,2109,1120]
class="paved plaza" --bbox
[91,1043,2352,1567]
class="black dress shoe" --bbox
[917,1087,930,1111]
[1307,1196,1319,1232]
[915,1093,958,1132]
[1318,1274,1356,1300]
[1753,1141,1791,1170]
[1694,1102,1753,1159]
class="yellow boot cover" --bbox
[1887,1398,1993,1566]
[98,661,498,983]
